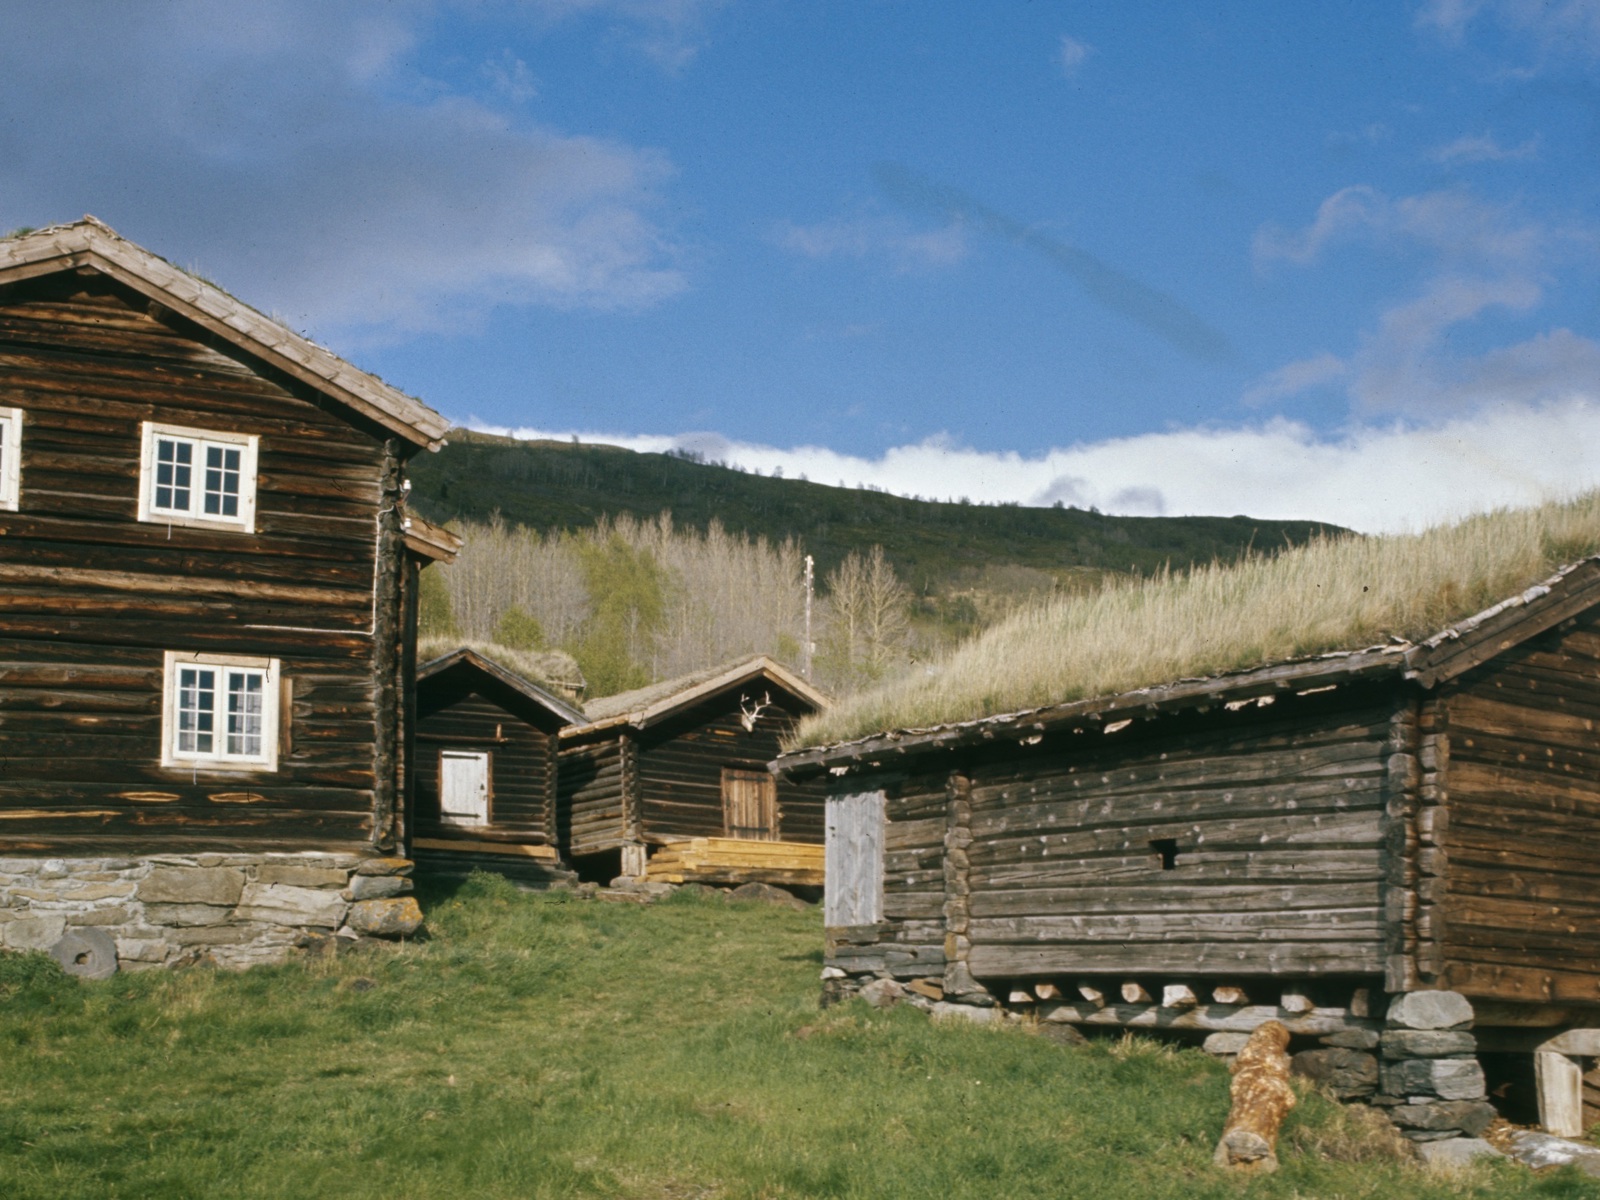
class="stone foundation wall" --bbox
[0,853,423,975]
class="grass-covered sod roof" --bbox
[793,492,1600,750]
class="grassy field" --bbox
[2,876,1595,1199]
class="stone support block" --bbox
[353,857,414,877]
[255,864,349,888]
[1291,1048,1379,1100]
[345,896,423,938]
[1,915,66,950]
[137,867,246,907]
[1381,1029,1476,1059]
[1386,991,1473,1031]
[1380,1057,1487,1101]
[235,883,348,929]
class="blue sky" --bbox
[3,1,1598,530]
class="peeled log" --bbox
[1213,1021,1296,1173]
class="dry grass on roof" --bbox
[417,638,584,693]
[792,491,1600,749]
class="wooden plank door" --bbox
[439,750,491,828]
[824,791,885,926]
[723,767,778,840]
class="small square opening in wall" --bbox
[1150,838,1180,870]
[161,651,280,771]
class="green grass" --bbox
[2,877,1594,1199]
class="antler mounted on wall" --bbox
[738,690,777,732]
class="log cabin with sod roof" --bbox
[0,217,462,973]
[775,499,1600,1142]
[556,655,829,886]
[412,646,584,887]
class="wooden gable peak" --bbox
[565,655,827,737]
[0,217,451,450]
[419,647,586,726]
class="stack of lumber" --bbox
[644,838,825,886]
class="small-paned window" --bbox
[139,422,258,532]
[162,652,280,770]
[0,407,21,511]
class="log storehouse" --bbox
[557,656,829,886]
[777,553,1600,1141]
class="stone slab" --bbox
[234,883,348,929]
[137,867,246,906]
[1387,991,1474,1031]
[1415,1138,1503,1171]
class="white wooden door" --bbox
[439,750,491,827]
[824,790,885,927]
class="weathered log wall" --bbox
[1439,610,1600,1005]
[0,273,398,854]
[557,737,629,856]
[413,683,559,845]
[635,691,825,844]
[963,693,1393,980]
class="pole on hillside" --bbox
[803,554,814,679]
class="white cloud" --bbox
[1416,0,1600,62]
[520,0,731,71]
[1254,184,1598,417]
[1058,35,1093,76]
[1242,352,1349,406]
[1429,131,1540,164]
[466,395,1600,534]
[774,216,969,271]
[0,3,686,342]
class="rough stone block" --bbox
[234,883,348,929]
[144,903,232,927]
[69,905,137,926]
[1387,1100,1497,1137]
[49,928,118,979]
[930,1001,1001,1025]
[1319,1028,1381,1050]
[1292,1048,1379,1099]
[174,924,260,946]
[255,864,348,889]
[2,915,66,950]
[1509,1131,1600,1173]
[1415,1137,1502,1171]
[1204,1032,1252,1056]
[345,896,423,938]
[1381,1057,1487,1101]
[115,937,174,964]
[1381,1029,1477,1059]
[1386,990,1473,1031]
[859,977,907,1009]
[138,867,245,907]
[353,857,414,877]
[345,874,406,901]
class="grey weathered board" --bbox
[825,790,885,927]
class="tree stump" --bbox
[1213,1020,1296,1172]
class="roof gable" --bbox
[0,218,449,450]
[419,648,585,726]
[565,656,826,736]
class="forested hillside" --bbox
[408,431,1344,592]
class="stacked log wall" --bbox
[635,691,825,844]
[962,693,1396,981]
[557,737,627,856]
[1439,610,1600,1005]
[0,274,394,855]
[413,685,558,845]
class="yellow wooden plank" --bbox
[413,837,558,860]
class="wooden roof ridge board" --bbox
[403,511,463,563]
[418,646,586,725]
[774,554,1600,777]
[564,654,828,737]
[0,217,451,450]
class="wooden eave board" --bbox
[0,219,450,449]
[404,513,463,563]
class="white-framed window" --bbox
[138,422,259,532]
[439,750,492,828]
[161,651,280,770]
[0,406,21,511]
